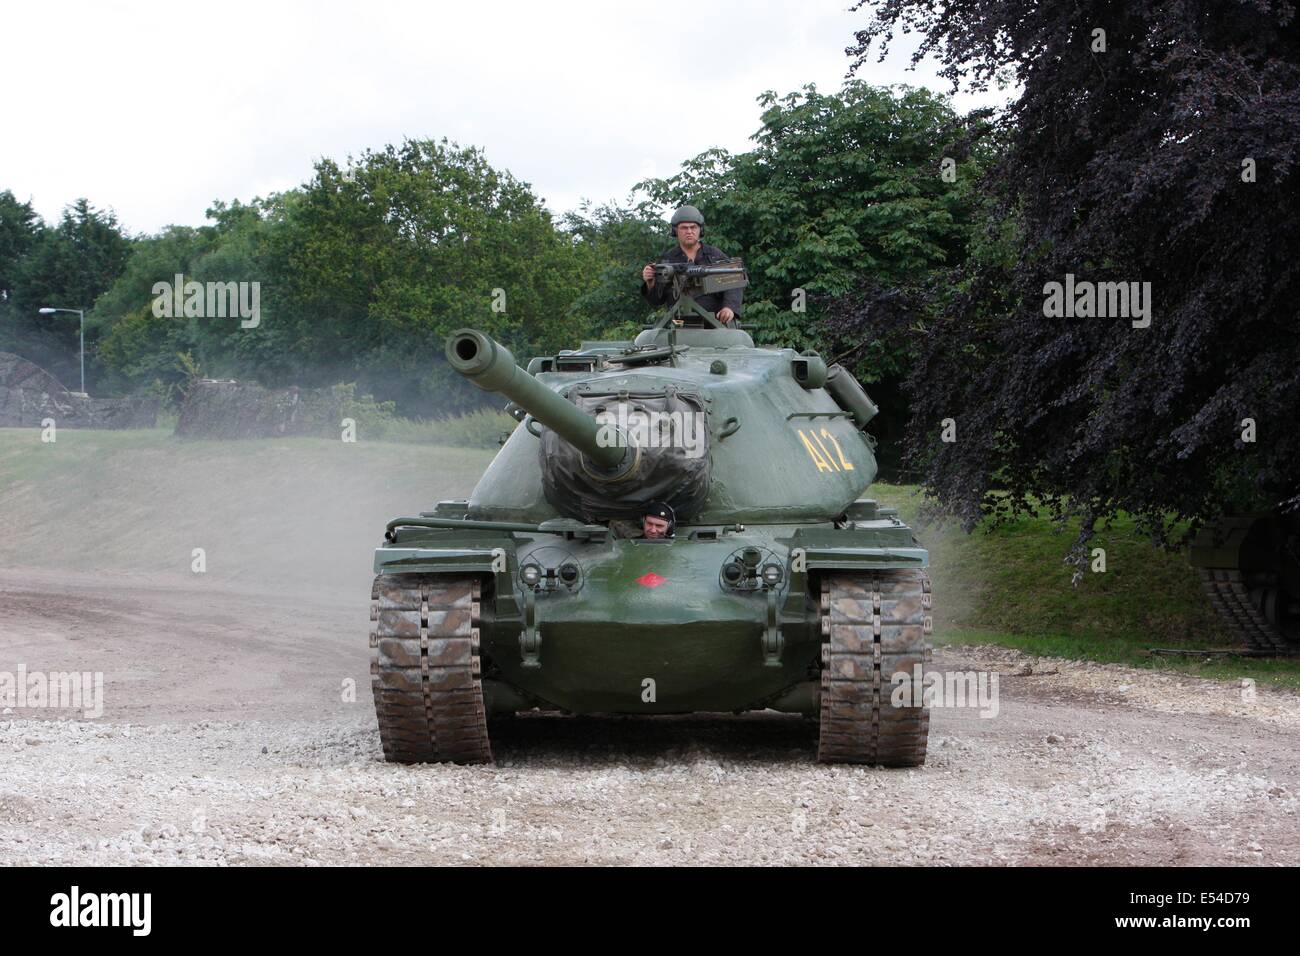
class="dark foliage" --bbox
[836,0,1300,543]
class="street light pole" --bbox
[37,307,87,396]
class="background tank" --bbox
[1190,511,1300,652]
[369,279,933,766]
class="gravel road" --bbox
[2,567,1297,865]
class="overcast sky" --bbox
[3,0,1007,235]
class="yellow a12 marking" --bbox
[797,428,855,473]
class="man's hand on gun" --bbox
[644,261,739,323]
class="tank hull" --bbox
[483,533,816,715]
[375,513,928,717]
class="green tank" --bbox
[369,263,933,764]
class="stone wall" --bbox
[0,352,160,428]
[174,379,344,439]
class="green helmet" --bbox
[670,205,704,230]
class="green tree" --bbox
[93,143,586,415]
[0,190,41,304]
[638,82,991,372]
[257,138,584,414]
[94,224,217,395]
[7,199,133,387]
[0,191,44,370]
[92,202,272,398]
[560,201,666,340]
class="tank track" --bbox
[1197,568,1291,653]
[817,570,933,766]
[369,574,492,763]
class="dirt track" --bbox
[1,567,1297,866]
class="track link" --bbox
[817,569,932,766]
[369,574,492,764]
[1198,568,1290,653]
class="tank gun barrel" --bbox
[446,329,626,471]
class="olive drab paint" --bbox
[370,267,933,765]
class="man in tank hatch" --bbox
[641,501,676,539]
[608,501,677,540]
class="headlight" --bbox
[722,561,745,585]
[520,563,543,587]
[761,563,783,587]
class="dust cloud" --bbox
[0,432,493,599]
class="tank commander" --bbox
[640,205,742,324]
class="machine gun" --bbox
[649,258,748,329]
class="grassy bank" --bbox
[871,485,1300,689]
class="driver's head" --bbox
[643,501,676,538]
